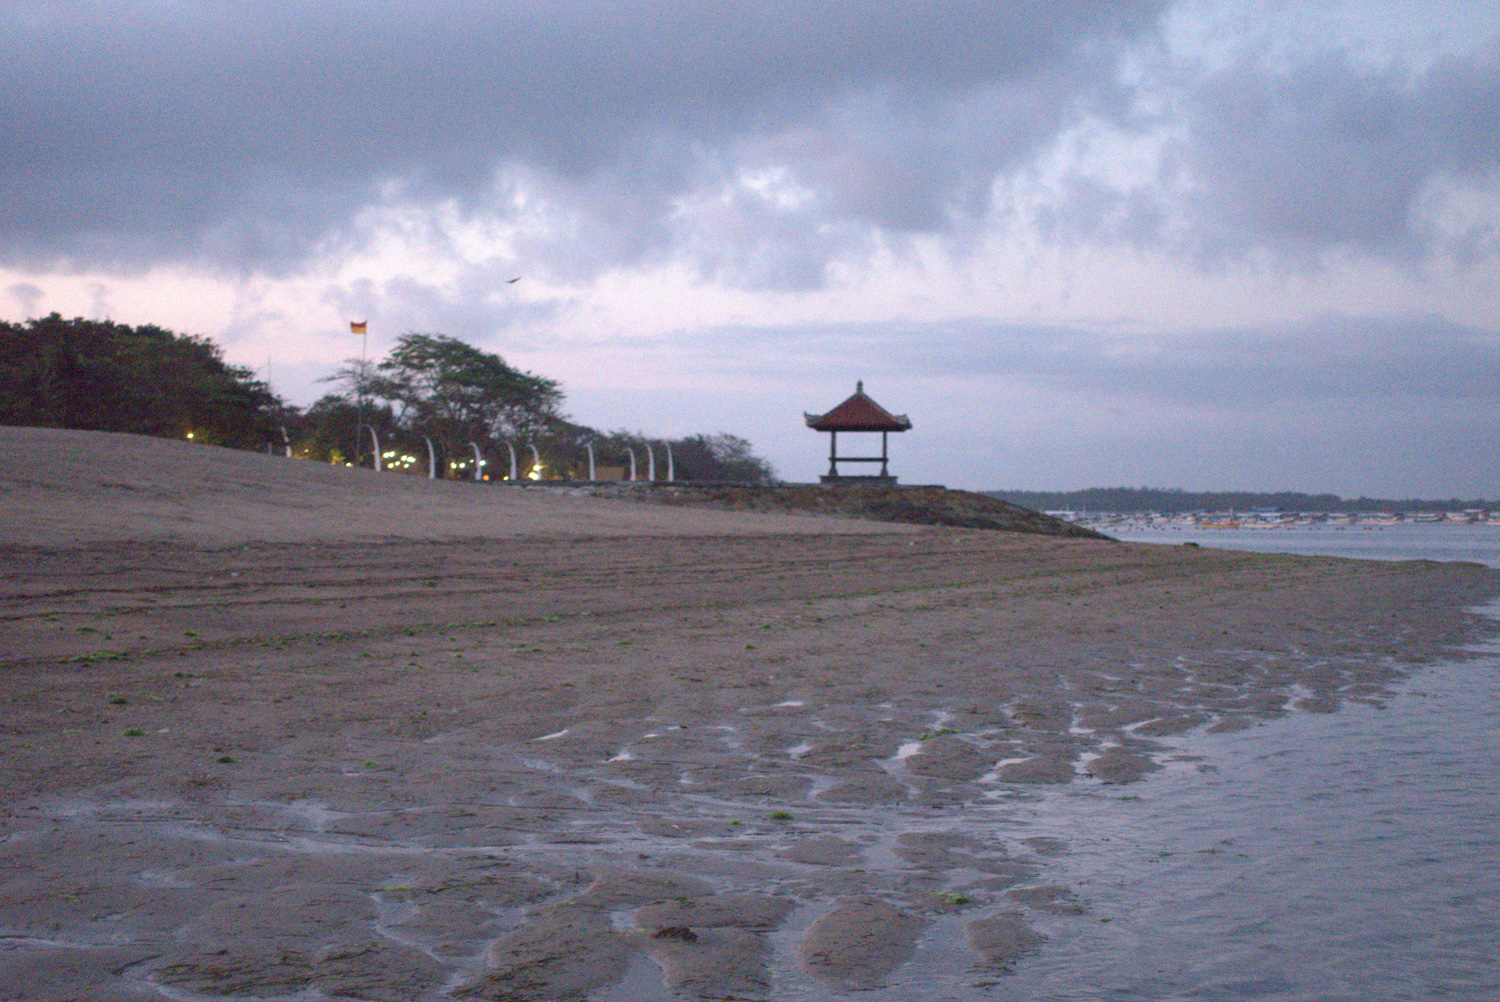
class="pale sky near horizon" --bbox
[4,1,1498,496]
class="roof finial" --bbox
[856,379,864,394]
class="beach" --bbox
[3,427,1497,1000]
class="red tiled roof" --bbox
[804,381,912,432]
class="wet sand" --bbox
[2,428,1497,1000]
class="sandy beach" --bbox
[3,427,1497,1000]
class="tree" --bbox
[583,430,775,483]
[291,394,396,466]
[669,433,776,483]
[376,333,561,438]
[0,313,280,448]
[323,334,563,468]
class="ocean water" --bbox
[998,523,1500,1001]
[1107,520,1500,567]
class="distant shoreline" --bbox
[987,486,1498,516]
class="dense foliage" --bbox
[985,487,1497,514]
[0,313,279,447]
[661,433,775,483]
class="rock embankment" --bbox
[565,481,1111,539]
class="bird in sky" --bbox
[506,276,522,284]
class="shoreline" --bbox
[3,428,1498,998]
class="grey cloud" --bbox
[320,270,571,348]
[667,313,1500,409]
[1033,175,1167,246]
[910,314,1500,407]
[0,1,1165,274]
[5,282,42,316]
[18,2,1494,283]
[1182,45,1500,259]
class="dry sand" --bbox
[2,426,1497,1000]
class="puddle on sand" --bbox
[594,951,675,1002]
[11,697,1208,1002]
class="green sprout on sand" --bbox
[123,728,145,737]
[769,810,793,821]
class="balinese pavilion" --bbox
[804,380,912,484]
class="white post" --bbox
[279,424,292,457]
[586,442,596,481]
[645,441,656,481]
[422,435,437,479]
[665,441,674,481]
[626,445,637,481]
[366,426,381,472]
[469,441,482,481]
[529,443,542,480]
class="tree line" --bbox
[1,313,279,448]
[1,314,774,483]
[985,487,1497,514]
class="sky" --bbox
[4,0,1499,496]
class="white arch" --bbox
[421,435,437,479]
[468,441,483,481]
[665,441,674,482]
[645,441,656,481]
[585,442,596,481]
[529,442,543,480]
[365,425,382,472]
[625,445,637,481]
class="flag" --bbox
[350,321,367,334]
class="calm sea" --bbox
[999,523,1500,1001]
[1106,519,1500,567]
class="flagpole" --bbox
[352,321,369,468]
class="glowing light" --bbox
[186,432,194,439]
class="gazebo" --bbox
[804,380,912,483]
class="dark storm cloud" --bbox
[0,1,1164,273]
